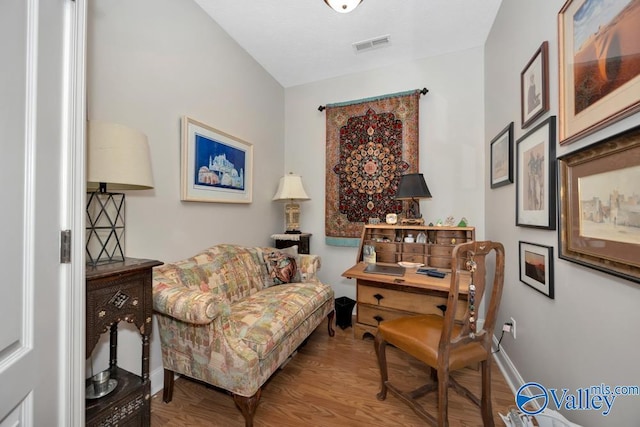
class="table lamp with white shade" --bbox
[272,173,310,234]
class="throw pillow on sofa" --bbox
[263,250,298,285]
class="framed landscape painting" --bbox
[558,124,640,283]
[490,122,514,188]
[558,0,640,144]
[181,116,253,203]
[516,116,556,229]
[519,241,554,299]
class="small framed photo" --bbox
[516,116,556,229]
[559,0,640,144]
[519,241,554,299]
[521,41,549,129]
[558,124,640,283]
[490,122,514,188]
[181,116,253,203]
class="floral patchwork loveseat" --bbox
[152,244,335,426]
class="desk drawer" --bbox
[358,284,448,315]
[358,304,417,327]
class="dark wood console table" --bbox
[85,258,162,427]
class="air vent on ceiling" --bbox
[352,34,391,53]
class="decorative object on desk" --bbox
[457,217,468,227]
[368,217,380,225]
[403,234,414,243]
[272,172,311,233]
[490,122,514,188]
[362,244,376,264]
[86,369,117,400]
[416,232,427,244]
[519,241,554,299]
[521,41,549,129]
[435,219,442,226]
[324,90,422,246]
[444,216,455,226]
[516,116,556,229]
[86,121,154,266]
[395,173,432,225]
[558,124,640,284]
[385,213,398,224]
[397,261,423,268]
[324,0,362,13]
[181,116,252,203]
[559,0,640,145]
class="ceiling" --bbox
[194,0,502,88]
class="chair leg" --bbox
[327,310,335,336]
[233,389,262,427]
[162,368,175,403]
[374,332,388,400]
[481,359,495,427]
[437,367,449,427]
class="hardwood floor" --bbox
[150,322,514,426]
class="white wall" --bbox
[86,0,284,388]
[284,47,486,301]
[486,2,640,426]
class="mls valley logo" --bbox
[516,382,640,416]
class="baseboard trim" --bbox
[492,334,524,396]
[150,365,166,397]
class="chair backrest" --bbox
[439,240,505,356]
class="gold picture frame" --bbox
[558,124,640,283]
[558,0,640,145]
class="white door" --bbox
[0,0,85,425]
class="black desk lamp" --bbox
[395,173,432,224]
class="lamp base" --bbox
[86,190,126,266]
[285,230,302,234]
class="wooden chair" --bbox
[375,241,505,427]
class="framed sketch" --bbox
[181,116,253,203]
[521,41,549,129]
[558,124,640,283]
[490,122,514,188]
[516,116,556,229]
[559,0,640,145]
[519,241,554,299]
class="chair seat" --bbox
[378,314,488,371]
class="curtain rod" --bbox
[317,87,428,112]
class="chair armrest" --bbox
[153,283,224,324]
[298,254,321,282]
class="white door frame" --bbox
[60,0,87,424]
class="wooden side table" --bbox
[85,258,162,427]
[271,233,311,254]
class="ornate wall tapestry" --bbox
[325,90,421,246]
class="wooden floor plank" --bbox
[151,322,514,426]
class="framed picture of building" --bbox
[558,123,640,283]
[181,116,253,203]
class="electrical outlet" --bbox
[510,317,516,339]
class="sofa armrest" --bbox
[298,254,321,282]
[153,283,224,324]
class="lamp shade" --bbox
[87,121,154,191]
[324,0,362,13]
[272,173,310,201]
[395,173,432,200]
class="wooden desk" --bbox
[342,262,469,339]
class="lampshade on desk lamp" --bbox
[395,173,432,225]
[86,121,154,265]
[272,173,310,234]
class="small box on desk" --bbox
[335,296,356,329]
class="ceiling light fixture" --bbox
[324,0,363,13]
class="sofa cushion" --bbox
[227,282,333,359]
